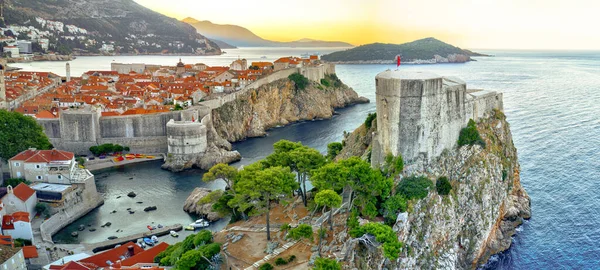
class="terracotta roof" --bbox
[35,110,57,119]
[10,149,74,163]
[121,242,168,266]
[79,242,143,267]
[52,261,94,270]
[22,246,38,258]
[0,235,12,246]
[12,183,36,202]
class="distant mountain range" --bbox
[321,38,488,64]
[3,0,220,55]
[182,18,353,48]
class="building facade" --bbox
[0,247,26,270]
[9,149,76,183]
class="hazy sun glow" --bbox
[135,0,600,50]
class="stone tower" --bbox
[176,58,185,77]
[66,62,71,82]
[370,70,468,166]
[0,58,7,110]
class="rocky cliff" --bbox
[340,110,530,269]
[211,78,369,142]
[183,187,222,222]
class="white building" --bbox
[3,46,19,58]
[1,183,37,219]
[9,149,76,183]
[1,212,34,242]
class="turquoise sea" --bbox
[19,48,600,269]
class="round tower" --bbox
[166,119,208,165]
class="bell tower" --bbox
[0,58,7,110]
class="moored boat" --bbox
[189,219,210,228]
[143,237,154,246]
[170,230,179,237]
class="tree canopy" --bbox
[202,163,238,190]
[0,110,52,161]
[313,257,342,270]
[315,190,343,230]
[232,163,298,240]
[312,157,392,218]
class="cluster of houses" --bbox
[0,148,100,269]
[9,55,321,119]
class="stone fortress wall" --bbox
[371,70,503,166]
[37,64,334,156]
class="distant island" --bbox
[321,37,488,64]
[1,0,220,58]
[182,17,353,48]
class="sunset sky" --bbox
[135,0,600,50]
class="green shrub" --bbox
[288,255,296,262]
[275,257,288,266]
[288,73,309,90]
[313,257,342,270]
[458,119,485,148]
[349,223,402,260]
[364,112,377,129]
[76,157,85,166]
[382,195,407,225]
[396,175,433,200]
[287,224,313,241]
[347,208,359,230]
[436,176,452,195]
[320,78,331,87]
[383,153,403,176]
[280,223,291,232]
[326,142,343,160]
[2,178,30,187]
[259,263,274,270]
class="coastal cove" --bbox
[32,49,600,269]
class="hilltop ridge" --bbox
[182,17,353,48]
[322,37,488,64]
[3,0,220,55]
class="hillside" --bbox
[182,17,353,48]
[3,0,221,55]
[321,37,487,64]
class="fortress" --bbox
[371,70,503,165]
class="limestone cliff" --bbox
[211,78,369,142]
[340,111,530,269]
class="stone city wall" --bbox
[371,70,503,165]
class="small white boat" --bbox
[189,219,210,228]
[170,230,179,237]
[151,235,159,243]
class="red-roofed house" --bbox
[21,246,38,259]
[1,211,33,242]
[1,184,37,219]
[9,148,76,183]
[79,242,143,268]
[121,242,168,266]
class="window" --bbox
[36,175,42,180]
[14,162,20,167]
[58,175,62,180]
[36,164,41,169]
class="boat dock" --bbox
[84,224,183,253]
